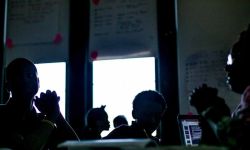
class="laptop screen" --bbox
[177,115,202,146]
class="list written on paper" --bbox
[89,0,158,59]
[7,0,60,45]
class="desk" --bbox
[58,139,228,150]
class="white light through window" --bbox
[93,57,156,137]
[35,62,66,118]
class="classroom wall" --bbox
[176,0,250,114]
[5,0,250,123]
[4,0,250,145]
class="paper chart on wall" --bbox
[185,50,230,96]
[185,50,240,112]
[7,0,60,45]
[89,0,158,60]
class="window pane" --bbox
[93,57,156,137]
[35,62,66,118]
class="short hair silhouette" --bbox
[113,115,128,128]
[85,105,108,128]
[133,90,166,111]
[225,24,250,94]
[104,90,166,145]
[79,105,110,140]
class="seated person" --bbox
[0,58,79,150]
[113,115,128,128]
[189,84,231,145]
[189,24,250,150]
[103,90,167,145]
[226,25,250,119]
[220,24,250,150]
[78,105,110,140]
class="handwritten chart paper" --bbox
[185,50,228,95]
[89,0,158,60]
[7,0,60,45]
[184,50,240,111]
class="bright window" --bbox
[35,62,66,118]
[93,57,156,136]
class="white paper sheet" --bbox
[7,0,60,45]
[89,0,158,60]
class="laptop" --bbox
[177,114,202,146]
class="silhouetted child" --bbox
[0,58,79,150]
[113,115,128,128]
[103,90,167,145]
[189,24,250,150]
[79,105,110,140]
[221,24,250,150]
[189,84,231,145]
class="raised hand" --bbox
[34,90,60,122]
[189,84,218,114]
